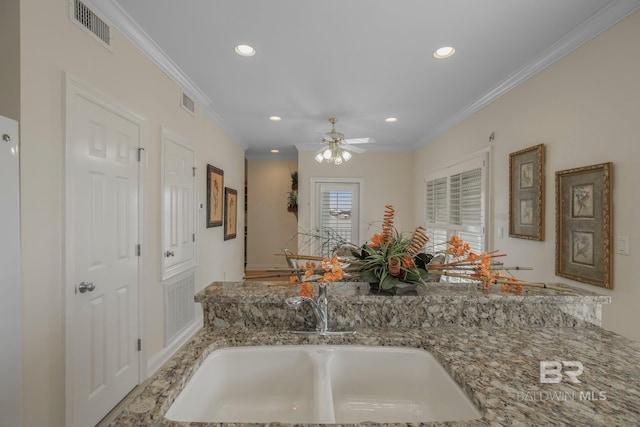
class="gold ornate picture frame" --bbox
[509,144,545,240]
[224,187,238,240]
[206,165,224,228]
[555,162,613,289]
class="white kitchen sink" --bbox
[164,345,482,424]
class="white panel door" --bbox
[0,116,22,427]
[161,130,196,280]
[311,179,362,256]
[67,85,141,427]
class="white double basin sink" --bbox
[165,345,481,424]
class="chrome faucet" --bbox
[286,283,356,336]
[286,282,329,334]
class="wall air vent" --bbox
[70,0,112,50]
[181,92,196,116]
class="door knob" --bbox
[165,250,175,257]
[77,281,96,293]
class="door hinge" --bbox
[192,166,197,177]
[137,147,145,162]
[137,338,142,352]
[192,233,195,242]
[136,244,141,256]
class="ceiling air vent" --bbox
[70,0,112,50]
[181,92,196,115]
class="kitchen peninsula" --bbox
[107,281,640,426]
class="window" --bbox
[310,179,362,257]
[424,153,488,257]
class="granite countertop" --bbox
[195,281,611,305]
[106,281,635,426]
[196,281,609,330]
[109,325,640,426]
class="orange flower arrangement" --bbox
[431,236,524,293]
[291,256,345,298]
[280,205,555,296]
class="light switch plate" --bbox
[616,236,630,256]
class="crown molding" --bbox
[417,0,640,147]
[89,0,247,148]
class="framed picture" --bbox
[224,187,238,240]
[206,165,224,227]
[555,162,613,289]
[509,144,545,240]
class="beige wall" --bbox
[246,159,299,269]
[0,0,20,120]
[413,10,640,340]
[19,0,245,425]
[298,150,416,249]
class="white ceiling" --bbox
[98,0,639,159]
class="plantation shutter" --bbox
[321,190,353,241]
[424,154,487,257]
[425,177,449,254]
[314,181,360,257]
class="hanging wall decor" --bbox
[509,144,545,240]
[224,187,238,240]
[207,165,224,228]
[555,162,613,289]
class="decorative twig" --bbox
[439,272,572,292]
[429,265,533,272]
[429,253,507,269]
[274,253,364,265]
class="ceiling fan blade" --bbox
[344,137,375,144]
[342,144,366,154]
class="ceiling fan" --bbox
[314,117,374,165]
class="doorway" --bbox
[65,75,144,427]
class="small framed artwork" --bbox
[224,187,238,240]
[509,144,545,240]
[555,162,613,289]
[206,165,224,228]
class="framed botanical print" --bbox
[509,144,545,240]
[555,162,613,289]
[224,187,238,240]
[207,165,223,227]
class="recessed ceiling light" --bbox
[234,44,256,57]
[269,116,282,121]
[433,46,455,59]
[385,117,398,123]
[270,149,280,153]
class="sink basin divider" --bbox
[312,349,337,424]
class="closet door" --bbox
[161,128,197,279]
[0,115,22,427]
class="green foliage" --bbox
[354,229,431,294]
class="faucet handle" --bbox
[285,296,304,309]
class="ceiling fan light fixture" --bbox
[433,46,455,59]
[234,44,256,57]
[385,117,398,123]
[314,117,368,165]
[268,116,281,121]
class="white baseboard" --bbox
[146,314,202,378]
